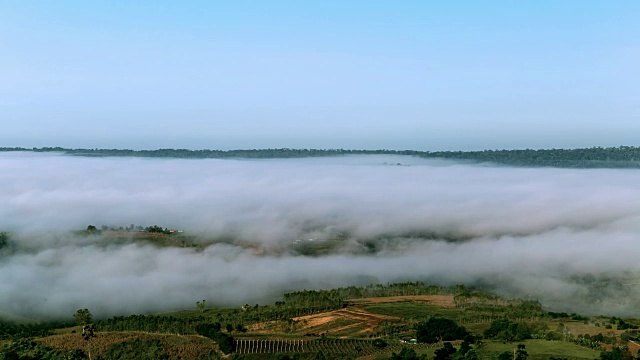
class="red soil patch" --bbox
[293,307,400,335]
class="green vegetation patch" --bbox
[362,303,462,321]
[477,339,600,360]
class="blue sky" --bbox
[1,1,639,150]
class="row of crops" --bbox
[233,338,443,356]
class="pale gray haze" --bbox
[2,153,640,319]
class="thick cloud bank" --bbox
[2,152,640,320]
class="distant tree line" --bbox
[96,315,200,334]
[5,145,640,168]
[0,320,72,341]
[96,282,452,336]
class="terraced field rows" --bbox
[233,338,443,356]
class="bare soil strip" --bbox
[293,307,400,335]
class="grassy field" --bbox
[361,302,462,321]
[477,339,600,359]
[363,339,600,360]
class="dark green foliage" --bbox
[456,341,472,358]
[96,314,201,334]
[464,349,479,360]
[545,312,570,319]
[610,317,639,330]
[483,318,531,342]
[545,312,589,321]
[0,321,65,341]
[498,351,512,360]
[389,347,425,360]
[433,342,456,360]
[196,322,221,334]
[145,225,174,234]
[73,309,93,326]
[65,350,88,360]
[416,317,468,344]
[0,338,63,360]
[103,339,168,360]
[463,334,476,344]
[516,343,528,360]
[372,338,387,348]
[600,347,633,360]
[195,323,234,354]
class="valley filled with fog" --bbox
[2,152,640,320]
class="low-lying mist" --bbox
[2,152,640,320]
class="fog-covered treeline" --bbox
[3,145,640,168]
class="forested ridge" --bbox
[4,146,640,168]
[2,282,636,359]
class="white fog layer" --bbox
[2,152,640,319]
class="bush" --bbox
[373,338,387,348]
[484,319,531,342]
[196,323,234,354]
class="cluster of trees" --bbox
[195,323,234,354]
[496,344,528,360]
[415,318,469,344]
[545,312,589,321]
[389,339,481,360]
[0,338,86,360]
[610,317,639,330]
[145,225,174,234]
[83,224,177,234]
[388,347,428,360]
[241,282,451,321]
[283,282,448,307]
[599,346,636,360]
[483,319,532,342]
[7,145,640,168]
[0,321,67,341]
[96,314,201,334]
[424,146,640,168]
[454,287,543,322]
